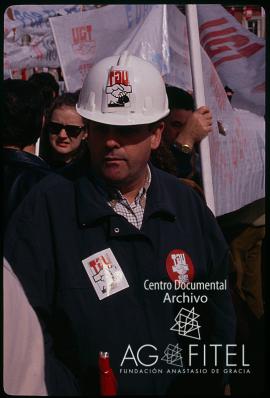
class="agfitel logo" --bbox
[170,307,201,340]
[120,307,250,374]
[161,344,183,367]
[120,343,250,373]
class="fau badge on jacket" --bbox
[166,249,195,284]
[82,248,129,300]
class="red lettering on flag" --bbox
[201,27,237,46]
[252,82,265,93]
[72,25,92,45]
[205,34,250,57]
[238,43,264,57]
[206,45,231,58]
[199,17,227,34]
[214,43,264,67]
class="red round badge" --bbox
[166,249,195,285]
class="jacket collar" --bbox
[144,163,176,221]
[75,164,176,227]
[3,148,49,169]
[75,174,116,227]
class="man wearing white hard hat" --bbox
[4,52,235,395]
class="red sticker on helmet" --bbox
[166,249,195,284]
[105,69,132,108]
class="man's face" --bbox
[87,121,163,189]
[164,108,193,144]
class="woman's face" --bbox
[48,105,87,160]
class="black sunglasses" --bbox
[47,121,85,138]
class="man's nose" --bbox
[104,128,121,148]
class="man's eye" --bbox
[119,126,137,134]
[93,123,106,133]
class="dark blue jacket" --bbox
[5,165,235,395]
[3,148,51,230]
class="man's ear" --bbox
[150,121,165,150]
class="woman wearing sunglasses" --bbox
[40,92,88,169]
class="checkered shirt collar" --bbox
[109,165,151,209]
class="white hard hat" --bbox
[76,51,169,126]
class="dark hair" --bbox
[2,79,45,148]
[166,85,195,111]
[45,91,80,122]
[40,91,87,168]
[28,72,59,110]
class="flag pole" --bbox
[185,4,216,215]
[35,137,40,156]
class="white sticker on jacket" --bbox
[82,248,129,300]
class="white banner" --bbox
[211,108,265,215]
[50,5,169,91]
[165,6,265,216]
[4,5,95,72]
[197,4,265,116]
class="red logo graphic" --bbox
[72,25,92,45]
[89,255,112,284]
[79,63,92,80]
[166,249,195,285]
[72,25,96,58]
[108,70,129,86]
[89,255,110,272]
[105,69,132,108]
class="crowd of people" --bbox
[3,52,265,396]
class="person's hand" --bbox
[175,106,212,148]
